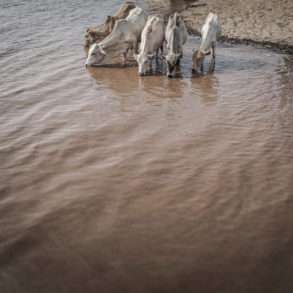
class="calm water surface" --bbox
[1,1,293,292]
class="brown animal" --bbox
[85,2,136,48]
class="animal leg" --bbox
[192,50,198,73]
[133,40,139,55]
[200,59,204,73]
[160,44,164,58]
[149,60,153,74]
[126,40,137,63]
[192,58,196,73]
[208,43,216,73]
[156,48,160,62]
[153,49,158,72]
[122,47,129,67]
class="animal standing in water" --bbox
[164,13,188,78]
[134,15,165,76]
[85,7,147,67]
[192,13,221,74]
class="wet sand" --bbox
[148,0,293,53]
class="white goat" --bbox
[86,7,147,67]
[164,12,188,78]
[134,15,165,75]
[192,13,221,73]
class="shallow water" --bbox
[1,1,293,293]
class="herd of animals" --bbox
[85,2,221,78]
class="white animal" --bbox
[192,13,221,73]
[85,7,147,67]
[134,15,165,76]
[164,12,188,78]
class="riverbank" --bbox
[146,0,293,54]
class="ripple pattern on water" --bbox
[1,1,293,293]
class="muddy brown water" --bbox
[1,1,293,293]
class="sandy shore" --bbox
[146,0,293,54]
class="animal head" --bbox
[85,29,96,47]
[88,30,97,41]
[134,53,154,75]
[114,2,136,19]
[105,16,116,34]
[85,28,107,48]
[192,50,205,72]
[165,52,181,77]
[85,44,106,66]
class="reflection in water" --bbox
[87,66,140,95]
[1,1,293,293]
[191,75,219,104]
[87,60,186,107]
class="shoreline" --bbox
[146,0,293,54]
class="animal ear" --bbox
[193,50,202,58]
[106,16,112,22]
[99,46,106,55]
[199,51,205,58]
